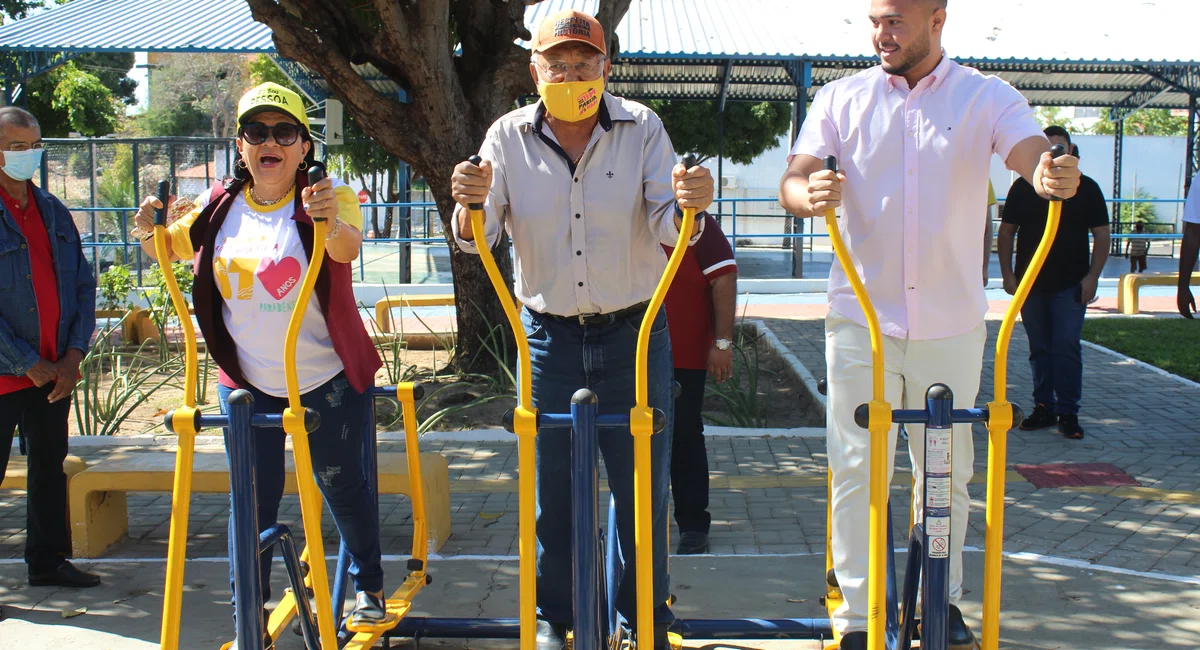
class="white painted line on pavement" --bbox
[1080,339,1200,391]
[4,549,1196,585]
[989,548,1200,586]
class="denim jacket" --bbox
[0,184,96,377]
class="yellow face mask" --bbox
[537,78,605,122]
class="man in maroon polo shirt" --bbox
[662,213,737,554]
[0,108,100,609]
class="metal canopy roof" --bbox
[0,0,1196,113]
[0,0,273,53]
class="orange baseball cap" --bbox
[531,10,606,56]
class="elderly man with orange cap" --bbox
[450,10,713,650]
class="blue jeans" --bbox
[1019,283,1086,416]
[218,372,383,607]
[522,306,675,629]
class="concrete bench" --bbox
[2,455,90,549]
[1117,272,1200,314]
[68,450,450,558]
[374,294,455,334]
[2,454,89,490]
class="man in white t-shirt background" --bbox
[1178,174,1200,318]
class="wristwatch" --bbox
[714,338,732,351]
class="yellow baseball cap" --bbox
[237,82,309,131]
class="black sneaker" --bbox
[838,631,866,650]
[348,591,388,629]
[675,531,709,555]
[1058,414,1084,439]
[28,560,101,588]
[948,604,980,650]
[1019,403,1056,430]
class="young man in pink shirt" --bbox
[778,1,1081,648]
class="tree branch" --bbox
[595,0,632,60]
[245,0,421,164]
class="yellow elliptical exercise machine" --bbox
[817,146,1065,650]
[156,162,431,649]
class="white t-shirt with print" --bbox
[201,185,342,397]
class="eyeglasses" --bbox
[536,57,606,79]
[238,122,303,146]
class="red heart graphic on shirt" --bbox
[256,257,302,300]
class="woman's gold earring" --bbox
[298,160,308,171]
[236,158,247,170]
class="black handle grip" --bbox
[1048,144,1067,203]
[466,155,484,211]
[154,180,170,227]
[823,155,838,172]
[306,162,328,221]
[306,161,327,187]
[679,155,702,220]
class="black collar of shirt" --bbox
[531,99,618,176]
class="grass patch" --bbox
[1081,318,1200,382]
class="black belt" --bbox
[542,301,651,326]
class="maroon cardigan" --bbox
[188,171,382,394]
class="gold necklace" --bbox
[248,181,295,208]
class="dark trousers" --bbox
[1130,254,1147,273]
[0,383,72,573]
[1020,283,1087,416]
[522,306,675,629]
[669,368,710,534]
[217,372,383,606]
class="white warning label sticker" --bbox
[927,516,950,537]
[926,427,952,474]
[926,476,951,509]
[929,535,949,558]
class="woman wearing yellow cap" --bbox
[132,82,387,643]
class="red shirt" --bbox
[662,214,737,370]
[0,183,60,395]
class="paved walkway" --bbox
[2,299,1199,647]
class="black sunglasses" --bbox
[238,122,303,146]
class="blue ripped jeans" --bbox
[522,305,675,629]
[218,372,383,607]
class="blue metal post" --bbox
[730,201,738,261]
[921,384,954,650]
[570,388,602,650]
[885,502,899,649]
[226,389,265,648]
[261,524,320,647]
[605,494,622,643]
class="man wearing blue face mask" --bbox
[0,107,99,608]
[449,10,715,650]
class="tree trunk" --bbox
[427,172,513,376]
[244,0,631,376]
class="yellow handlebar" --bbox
[819,156,892,650]
[631,173,699,650]
[156,181,200,650]
[281,166,339,650]
[981,145,1066,650]
[465,153,539,650]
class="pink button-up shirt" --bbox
[790,54,1044,340]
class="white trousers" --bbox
[825,309,986,635]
